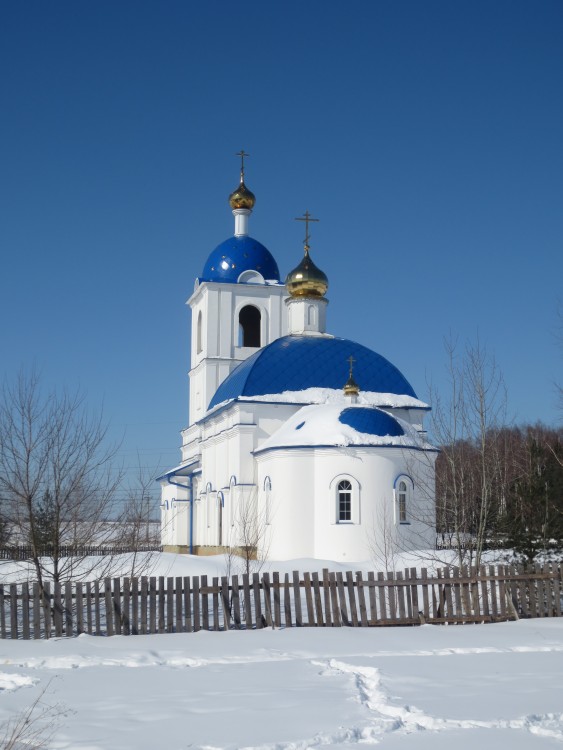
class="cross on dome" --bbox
[344,354,360,396]
[229,150,255,214]
[295,210,319,252]
[235,149,250,181]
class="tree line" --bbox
[436,423,563,562]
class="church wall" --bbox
[256,450,316,559]
[313,450,401,562]
[256,446,436,562]
[160,482,190,549]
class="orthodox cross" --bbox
[235,150,250,180]
[295,210,319,250]
[347,355,356,378]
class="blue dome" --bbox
[209,335,418,409]
[200,236,280,284]
[338,407,405,437]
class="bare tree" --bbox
[226,489,270,578]
[430,336,508,568]
[368,499,400,573]
[118,459,162,577]
[0,682,64,749]
[0,370,122,595]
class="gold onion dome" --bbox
[343,355,360,396]
[343,374,360,396]
[285,247,328,298]
[229,178,256,210]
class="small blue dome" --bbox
[338,408,405,437]
[209,335,417,409]
[200,236,280,284]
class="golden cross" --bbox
[347,355,356,377]
[295,210,319,249]
[235,150,250,179]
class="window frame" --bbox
[337,479,352,522]
[330,474,361,525]
[393,474,413,525]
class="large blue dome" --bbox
[200,236,280,284]
[208,335,418,409]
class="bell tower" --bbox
[187,154,288,424]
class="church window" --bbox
[238,305,261,347]
[196,311,203,354]
[398,481,407,522]
[394,476,413,523]
[338,480,352,522]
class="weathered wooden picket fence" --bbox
[0,544,162,561]
[1,564,561,639]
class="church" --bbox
[159,157,437,562]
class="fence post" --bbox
[10,584,18,639]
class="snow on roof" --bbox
[208,335,420,410]
[255,403,436,453]
[236,387,429,410]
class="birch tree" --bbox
[431,337,508,567]
[0,371,122,595]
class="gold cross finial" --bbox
[295,210,319,253]
[235,150,250,181]
[344,355,360,396]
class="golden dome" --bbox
[343,355,360,396]
[229,179,256,210]
[285,247,328,298]
[343,374,360,396]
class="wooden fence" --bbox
[0,564,561,639]
[0,544,162,561]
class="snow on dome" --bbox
[255,404,432,453]
[200,236,280,284]
[236,387,429,410]
[208,335,419,411]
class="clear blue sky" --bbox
[1,1,562,488]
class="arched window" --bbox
[196,311,203,354]
[393,475,413,524]
[338,480,352,522]
[238,305,261,347]
[397,480,407,523]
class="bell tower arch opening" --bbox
[238,305,261,348]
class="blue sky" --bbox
[1,1,562,488]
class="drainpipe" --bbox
[189,475,194,554]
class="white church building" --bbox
[159,161,437,562]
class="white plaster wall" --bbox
[259,451,316,559]
[160,482,190,548]
[257,446,436,562]
[285,296,328,335]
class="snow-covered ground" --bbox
[1,553,562,749]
